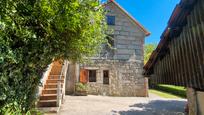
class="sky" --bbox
[102,0,180,44]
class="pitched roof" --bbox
[105,0,150,36]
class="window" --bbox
[103,70,109,84]
[89,70,96,82]
[107,16,115,25]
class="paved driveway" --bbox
[59,94,187,115]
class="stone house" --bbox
[66,0,150,97]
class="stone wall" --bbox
[186,88,204,115]
[196,91,204,115]
[81,59,148,97]
[186,88,197,115]
[65,63,78,95]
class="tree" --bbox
[0,0,106,113]
[144,43,157,64]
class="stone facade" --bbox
[81,60,148,97]
[104,2,145,60]
[78,1,149,97]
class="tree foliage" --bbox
[0,0,106,113]
[144,43,157,64]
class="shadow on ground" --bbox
[112,100,187,115]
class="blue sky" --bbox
[102,0,180,44]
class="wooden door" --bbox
[80,69,88,83]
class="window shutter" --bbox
[80,69,88,83]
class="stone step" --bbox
[38,100,57,107]
[40,94,57,100]
[46,79,64,84]
[37,107,60,113]
[51,65,62,68]
[50,71,61,75]
[52,67,62,69]
[52,64,62,67]
[44,84,63,89]
[42,88,61,94]
[48,75,64,80]
[51,67,62,71]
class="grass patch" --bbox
[149,89,182,99]
[150,84,187,98]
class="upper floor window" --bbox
[107,16,115,25]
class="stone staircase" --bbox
[38,61,68,112]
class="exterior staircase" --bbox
[38,61,68,113]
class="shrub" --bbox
[0,0,106,113]
[75,83,88,92]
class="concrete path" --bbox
[58,94,187,115]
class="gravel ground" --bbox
[58,94,187,115]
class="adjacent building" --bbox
[144,0,204,114]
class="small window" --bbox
[89,70,96,82]
[107,16,115,25]
[103,70,109,84]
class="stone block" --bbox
[116,54,129,60]
[120,31,129,36]
[124,22,131,26]
[128,45,141,50]
[117,39,131,45]
[117,35,127,40]
[127,27,140,33]
[116,20,123,26]
[117,44,127,49]
[130,32,144,37]
[121,26,130,31]
[131,41,141,45]
[135,49,142,55]
[115,26,122,31]
[128,36,137,40]
[117,49,134,55]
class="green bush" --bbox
[75,83,88,92]
[0,0,106,113]
[1,102,42,115]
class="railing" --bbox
[39,63,53,97]
[57,60,69,107]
